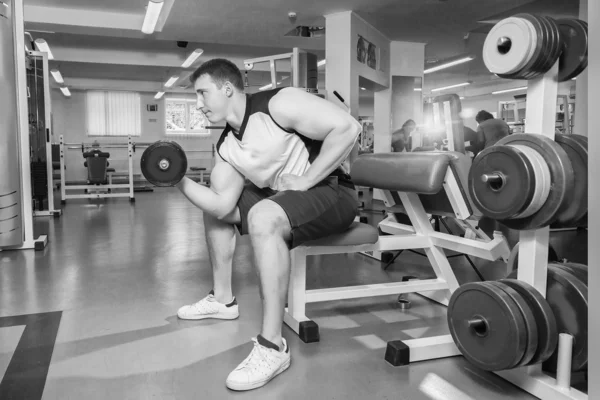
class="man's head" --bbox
[190,59,244,123]
[402,119,416,133]
[475,110,494,124]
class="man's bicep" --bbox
[210,158,245,206]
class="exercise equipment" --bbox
[506,241,559,274]
[508,264,588,373]
[0,0,48,251]
[556,19,588,82]
[140,141,188,187]
[469,133,574,230]
[552,134,588,227]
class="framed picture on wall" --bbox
[356,35,378,71]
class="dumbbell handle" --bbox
[481,173,502,183]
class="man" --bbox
[390,119,416,152]
[475,110,510,150]
[174,59,361,391]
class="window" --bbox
[165,98,210,135]
[85,91,141,137]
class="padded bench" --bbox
[284,151,510,365]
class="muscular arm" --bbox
[269,87,361,186]
[175,154,245,220]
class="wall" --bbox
[51,89,219,182]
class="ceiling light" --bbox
[492,86,527,95]
[142,0,165,35]
[34,39,54,60]
[50,69,64,84]
[182,48,204,68]
[459,96,465,100]
[414,88,422,92]
[360,87,366,91]
[60,87,71,97]
[317,59,326,67]
[155,91,165,99]
[164,75,179,88]
[431,82,470,92]
[424,55,475,74]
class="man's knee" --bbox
[247,200,290,238]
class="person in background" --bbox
[475,110,510,150]
[391,119,416,152]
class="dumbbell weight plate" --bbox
[552,134,588,227]
[483,17,536,75]
[557,18,588,82]
[486,281,538,368]
[495,134,574,230]
[559,262,588,285]
[499,278,558,366]
[468,145,536,220]
[140,141,188,187]
[447,281,528,371]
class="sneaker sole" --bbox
[226,357,291,391]
[177,311,239,320]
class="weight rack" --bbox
[491,62,586,400]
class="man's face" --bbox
[194,74,228,123]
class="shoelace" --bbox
[236,338,277,374]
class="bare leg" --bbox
[247,200,292,349]
[203,208,240,304]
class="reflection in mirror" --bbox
[358,86,374,154]
[390,76,422,153]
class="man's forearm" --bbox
[175,177,234,219]
[304,126,359,185]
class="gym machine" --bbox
[26,49,61,217]
[0,0,48,251]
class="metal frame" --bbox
[27,50,62,218]
[244,47,306,90]
[4,0,48,251]
[284,162,510,362]
[59,135,135,202]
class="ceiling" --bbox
[23,0,579,97]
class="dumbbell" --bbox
[140,141,188,187]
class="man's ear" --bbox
[224,81,234,97]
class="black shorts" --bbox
[236,174,358,249]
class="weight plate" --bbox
[553,134,588,226]
[140,141,188,187]
[447,281,528,371]
[506,241,559,274]
[509,266,588,371]
[537,16,562,77]
[468,145,535,219]
[487,281,538,367]
[557,18,588,82]
[495,134,574,230]
[553,261,588,285]
[483,17,536,75]
[499,278,558,366]
[515,14,548,79]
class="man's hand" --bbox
[277,174,314,192]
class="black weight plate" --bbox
[553,134,588,226]
[555,262,588,285]
[543,265,588,372]
[496,134,574,230]
[535,15,562,77]
[499,278,558,366]
[140,141,188,187]
[487,281,538,367]
[557,18,588,82]
[545,16,564,75]
[469,145,535,219]
[518,14,550,80]
[447,281,527,371]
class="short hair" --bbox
[190,59,244,91]
[475,110,494,123]
[402,119,416,129]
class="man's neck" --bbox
[226,92,247,133]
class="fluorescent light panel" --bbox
[431,82,470,92]
[182,48,204,68]
[155,91,165,99]
[34,39,54,60]
[317,59,326,67]
[424,56,474,74]
[50,69,64,84]
[164,75,179,88]
[60,87,71,97]
[142,0,165,34]
[492,86,527,95]
[414,88,422,92]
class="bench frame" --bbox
[284,165,510,367]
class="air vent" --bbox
[284,26,325,38]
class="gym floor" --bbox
[0,189,588,399]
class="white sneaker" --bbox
[226,337,291,391]
[177,291,239,320]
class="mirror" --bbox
[390,76,423,152]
